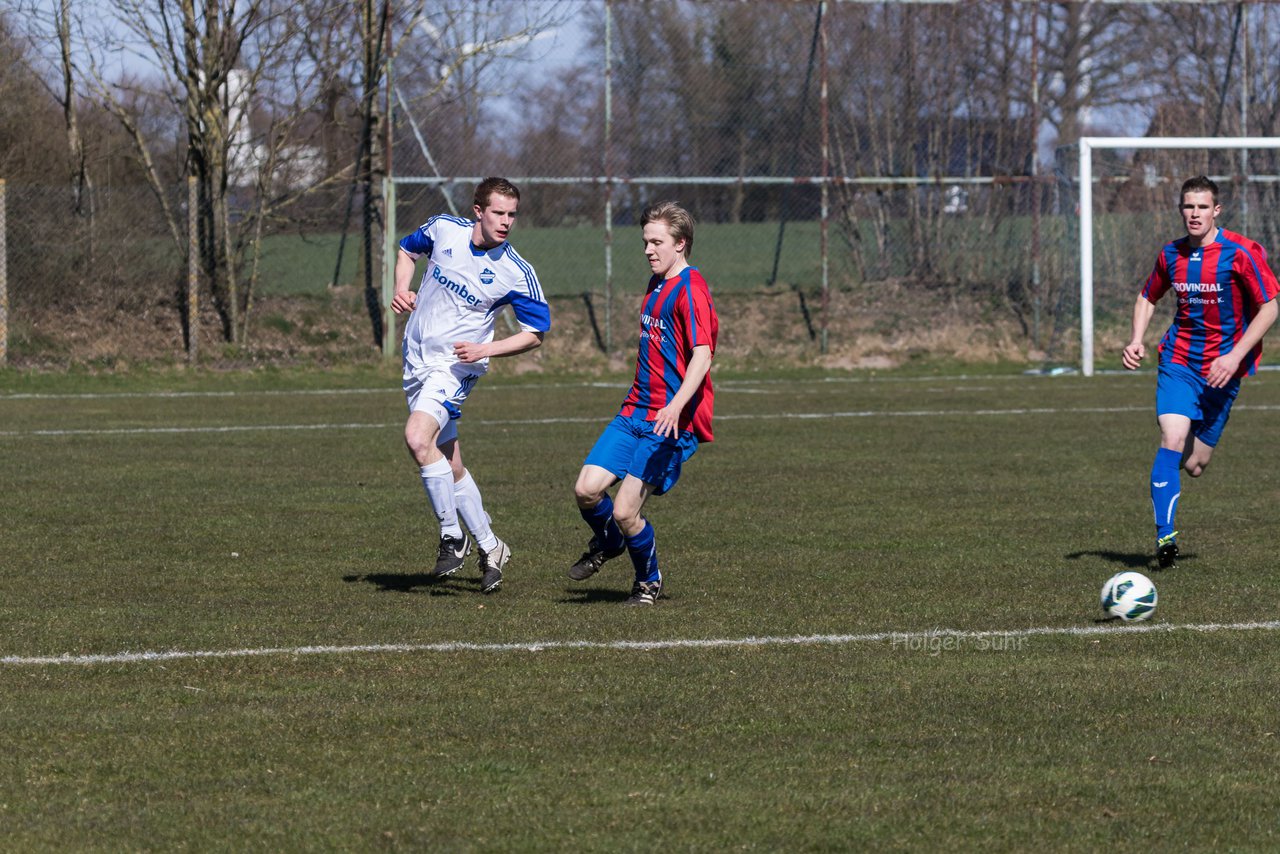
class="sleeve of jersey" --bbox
[1140,254,1169,303]
[492,258,551,333]
[1238,250,1280,303]
[682,274,717,354]
[506,290,551,333]
[398,221,435,258]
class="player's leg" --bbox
[1150,364,1207,569]
[404,370,473,577]
[613,426,699,606]
[1181,435,1215,478]
[439,430,508,593]
[612,473,664,605]
[1183,378,1238,478]
[407,409,459,540]
[568,417,632,580]
[1153,412,1192,554]
[569,464,626,579]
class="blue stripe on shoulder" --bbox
[504,245,545,302]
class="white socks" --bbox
[419,458,463,539]
[454,470,499,553]
[421,462,499,551]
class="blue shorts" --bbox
[1156,361,1240,447]
[584,413,699,495]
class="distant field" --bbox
[254,215,1082,299]
[255,221,843,298]
[3,365,1280,849]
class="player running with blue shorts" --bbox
[569,201,719,605]
[1122,175,1279,569]
[391,178,551,593]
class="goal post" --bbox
[1078,136,1280,376]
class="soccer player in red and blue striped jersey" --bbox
[1122,175,1279,569]
[569,201,719,605]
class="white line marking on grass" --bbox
[5,620,1279,667]
[0,422,404,437]
[0,388,399,401]
[0,406,1152,438]
[8,402,1280,439]
[0,371,1146,402]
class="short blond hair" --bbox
[641,201,695,258]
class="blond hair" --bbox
[641,201,695,258]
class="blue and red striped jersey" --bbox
[1221,228,1267,263]
[619,267,719,442]
[1141,230,1279,379]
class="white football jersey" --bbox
[400,214,550,377]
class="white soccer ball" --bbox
[1100,571,1158,622]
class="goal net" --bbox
[1078,137,1280,375]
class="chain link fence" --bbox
[1085,145,1280,327]
[6,1,1280,367]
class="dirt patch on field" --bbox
[5,282,1082,373]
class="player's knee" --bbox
[404,426,437,465]
[574,479,604,509]
[1185,459,1208,477]
[611,503,642,533]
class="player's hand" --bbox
[1206,353,1241,388]
[391,290,416,314]
[652,405,680,438]
[453,341,490,363]
[1121,341,1145,371]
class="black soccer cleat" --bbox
[568,537,626,581]
[478,538,510,594]
[624,578,662,606]
[1155,532,1179,570]
[431,532,472,578]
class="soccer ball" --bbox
[1100,571,1158,622]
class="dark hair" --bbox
[473,177,521,210]
[640,201,695,258]
[1180,175,1219,205]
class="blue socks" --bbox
[625,520,660,584]
[580,497,659,583]
[580,494,625,554]
[1150,447,1182,540]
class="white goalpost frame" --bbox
[1078,136,1280,376]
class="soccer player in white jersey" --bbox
[391,177,551,593]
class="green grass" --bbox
[255,214,1083,298]
[256,232,363,296]
[3,366,1280,849]
[254,222,846,298]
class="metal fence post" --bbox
[603,0,614,355]
[383,176,397,359]
[818,1,829,355]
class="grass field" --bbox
[254,222,848,298]
[3,364,1280,850]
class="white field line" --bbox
[4,620,1279,668]
[0,405,1155,438]
[14,401,1280,439]
[0,371,1148,401]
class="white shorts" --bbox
[403,362,481,445]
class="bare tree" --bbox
[57,0,366,347]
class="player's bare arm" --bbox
[391,249,420,314]
[653,345,713,437]
[1205,299,1279,388]
[453,331,544,364]
[1122,296,1157,370]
